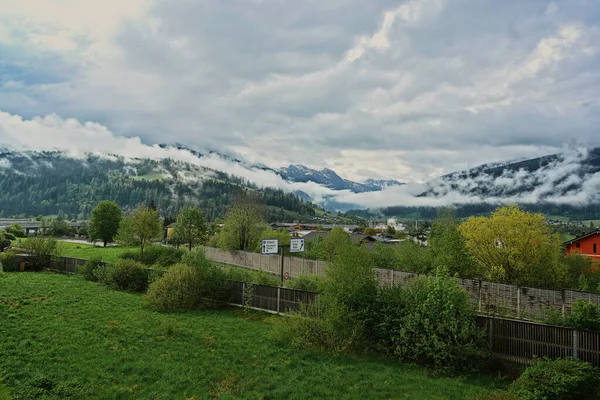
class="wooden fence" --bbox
[203,246,600,321]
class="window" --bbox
[594,243,597,254]
[576,242,581,248]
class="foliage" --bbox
[119,245,185,267]
[1,230,16,241]
[88,200,122,247]
[364,227,377,236]
[7,223,26,238]
[172,205,208,251]
[0,249,19,272]
[373,270,487,372]
[78,256,104,282]
[224,266,280,286]
[544,299,600,331]
[390,240,433,273]
[429,208,478,278]
[95,259,149,292]
[509,358,600,400]
[144,260,228,312]
[255,227,290,253]
[116,206,162,258]
[459,205,564,287]
[275,243,378,353]
[0,231,11,252]
[0,273,506,399]
[19,236,62,271]
[285,274,325,292]
[218,191,266,251]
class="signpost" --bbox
[290,238,305,253]
[261,239,279,255]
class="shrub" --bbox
[0,236,10,252]
[7,223,26,238]
[1,231,16,241]
[96,259,149,292]
[145,250,228,311]
[142,245,184,267]
[78,256,104,282]
[0,250,19,272]
[373,269,487,372]
[20,236,61,271]
[274,244,378,354]
[543,299,600,331]
[510,357,600,400]
[118,249,139,261]
[285,274,324,292]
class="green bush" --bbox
[96,259,149,292]
[0,237,10,252]
[274,244,378,354]
[78,256,104,282]
[20,236,61,271]
[0,250,19,272]
[118,246,184,267]
[1,231,16,241]
[7,223,26,238]
[285,274,324,292]
[543,299,600,331]
[510,358,600,400]
[373,269,487,372]
[145,250,228,311]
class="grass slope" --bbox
[0,273,506,399]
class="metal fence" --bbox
[203,246,600,321]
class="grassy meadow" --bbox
[0,272,508,399]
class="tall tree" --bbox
[88,201,122,247]
[459,205,563,286]
[173,206,208,251]
[117,205,162,258]
[429,208,477,278]
[218,191,266,251]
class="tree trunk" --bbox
[188,242,192,251]
[103,240,107,248]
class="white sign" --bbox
[290,238,305,253]
[261,239,279,255]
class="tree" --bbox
[117,206,162,258]
[7,224,25,238]
[172,206,208,251]
[429,208,478,278]
[88,201,122,247]
[218,191,266,251]
[459,205,563,286]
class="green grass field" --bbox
[58,242,137,262]
[0,273,507,399]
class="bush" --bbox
[20,236,61,271]
[1,231,16,241]
[118,249,139,261]
[510,357,600,400]
[0,237,10,252]
[373,269,487,372]
[0,250,19,272]
[78,256,104,282]
[118,246,184,267]
[96,259,149,292]
[543,299,600,331]
[7,223,26,238]
[285,274,324,292]
[145,249,228,311]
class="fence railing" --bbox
[203,246,600,321]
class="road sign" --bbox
[261,239,279,255]
[290,238,305,253]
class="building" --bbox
[564,228,600,261]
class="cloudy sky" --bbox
[1,0,599,183]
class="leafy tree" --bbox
[316,227,353,262]
[116,206,162,258]
[20,236,62,270]
[386,226,396,235]
[429,208,478,278]
[0,231,11,252]
[257,227,290,253]
[172,206,208,251]
[459,205,563,286]
[88,201,122,247]
[218,191,266,251]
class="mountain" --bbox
[279,164,405,193]
[0,150,324,222]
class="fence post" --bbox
[562,289,566,318]
[391,270,395,287]
[277,287,281,314]
[64,257,67,272]
[517,286,521,319]
[242,282,245,306]
[478,280,483,313]
[573,330,579,359]
[488,318,494,351]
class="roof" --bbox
[564,228,600,245]
[302,231,329,241]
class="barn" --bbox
[564,228,600,261]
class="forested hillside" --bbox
[0,151,320,221]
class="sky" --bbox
[1,0,600,183]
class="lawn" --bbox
[58,242,137,263]
[0,272,507,399]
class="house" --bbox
[564,228,600,261]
